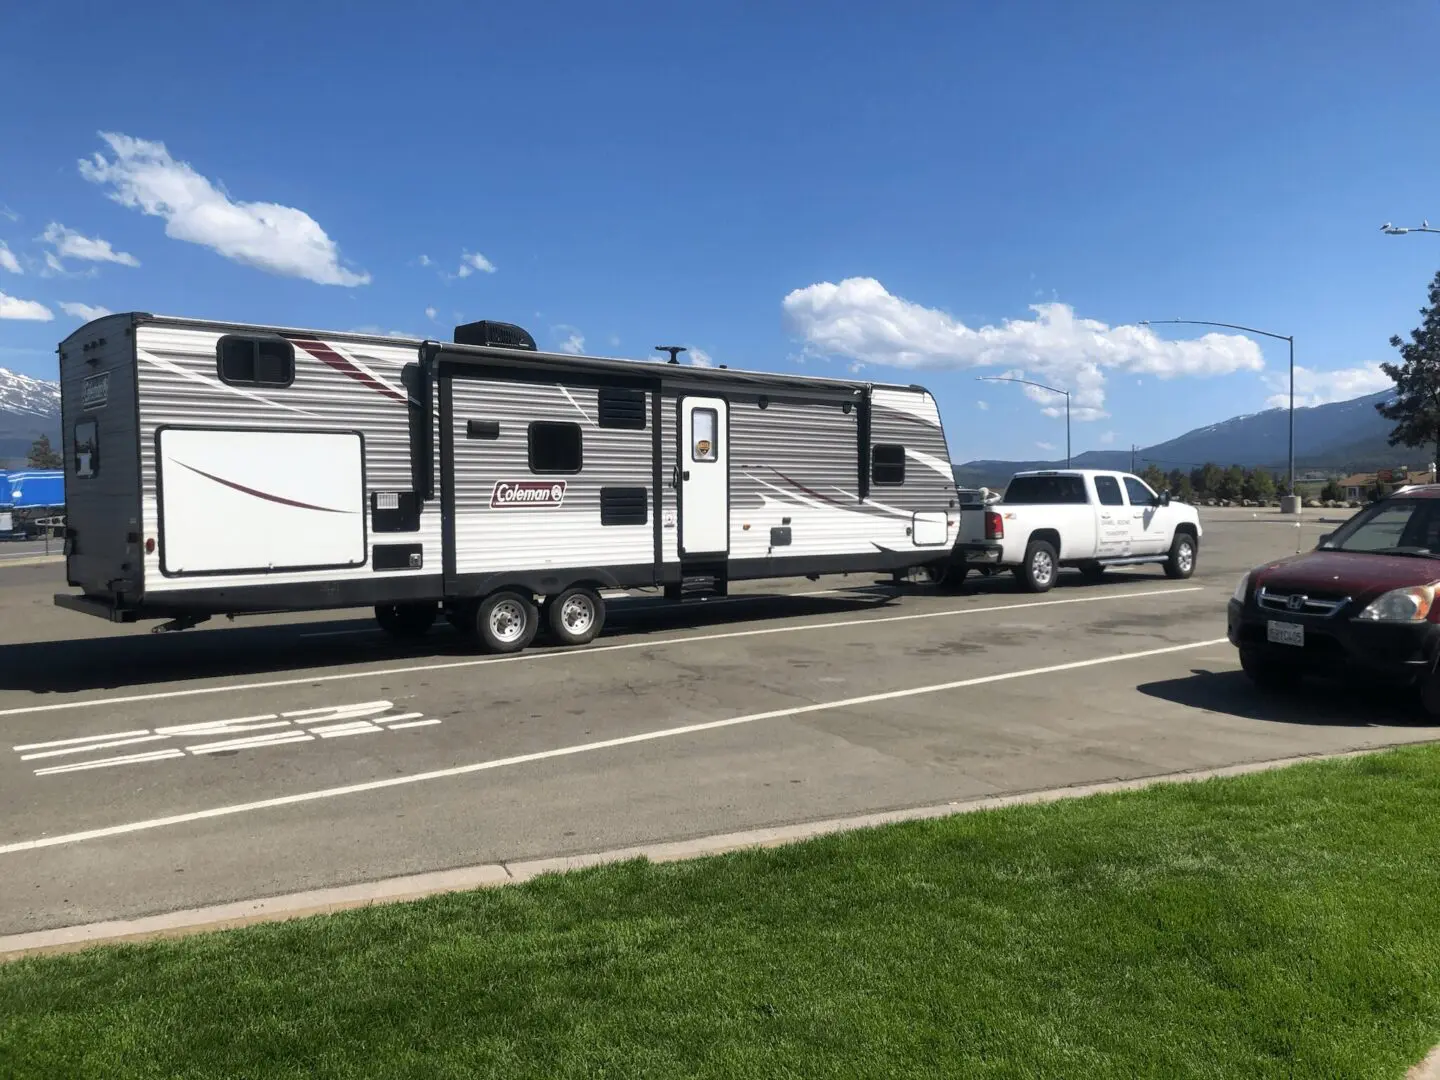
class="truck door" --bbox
[1122,474,1169,554]
[679,397,729,556]
[1092,474,1132,557]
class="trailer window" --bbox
[74,419,99,478]
[1093,476,1124,506]
[598,388,647,430]
[528,421,583,473]
[217,335,295,388]
[691,408,718,462]
[871,444,906,485]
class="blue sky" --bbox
[2,1,1438,462]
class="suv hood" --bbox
[1254,549,1440,598]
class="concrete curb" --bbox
[0,554,63,568]
[0,742,1423,962]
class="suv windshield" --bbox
[1004,475,1088,505]
[1324,498,1440,555]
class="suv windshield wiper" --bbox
[1344,546,1440,559]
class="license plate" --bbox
[1267,620,1304,647]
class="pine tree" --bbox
[1377,269,1440,466]
[27,434,62,469]
[1140,463,1167,493]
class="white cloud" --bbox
[782,277,1265,421]
[975,399,989,411]
[553,325,585,354]
[1264,364,1392,409]
[424,306,437,321]
[0,243,19,274]
[418,254,433,267]
[41,223,139,268]
[0,205,18,223]
[58,301,112,320]
[687,347,714,368]
[0,291,53,320]
[78,131,369,286]
[456,251,496,278]
[608,334,621,348]
[1098,430,1117,445]
[351,325,415,338]
[1036,441,1057,452]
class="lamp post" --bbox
[978,376,1071,467]
[1381,221,1439,236]
[1139,318,1296,507]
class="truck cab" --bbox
[955,469,1202,592]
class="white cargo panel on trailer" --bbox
[157,427,366,575]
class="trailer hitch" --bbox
[152,614,211,634]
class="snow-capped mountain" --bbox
[0,366,61,464]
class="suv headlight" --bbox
[1356,585,1436,623]
[1232,572,1250,603]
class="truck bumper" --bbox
[53,592,140,623]
[955,544,1004,565]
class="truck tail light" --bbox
[985,511,1004,540]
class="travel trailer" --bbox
[54,313,958,652]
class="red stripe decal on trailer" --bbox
[173,461,355,514]
[287,336,407,404]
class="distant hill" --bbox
[0,367,61,466]
[954,388,1406,490]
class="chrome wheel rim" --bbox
[489,599,528,643]
[1178,542,1194,573]
[560,594,595,636]
[1031,550,1053,586]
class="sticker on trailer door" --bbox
[490,480,567,508]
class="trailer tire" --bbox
[546,586,606,647]
[474,590,539,654]
[1018,540,1058,593]
[374,602,437,639]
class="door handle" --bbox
[682,470,691,481]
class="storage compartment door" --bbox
[911,511,949,546]
[158,428,366,575]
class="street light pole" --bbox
[1139,319,1295,502]
[1381,221,1440,236]
[977,376,1071,467]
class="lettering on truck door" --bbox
[1092,474,1132,557]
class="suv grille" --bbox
[1256,586,1349,617]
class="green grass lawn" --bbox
[4,747,1440,1079]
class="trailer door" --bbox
[679,397,728,556]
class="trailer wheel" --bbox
[475,590,538,654]
[546,586,606,647]
[374,602,437,639]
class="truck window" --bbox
[1123,476,1156,506]
[1093,476,1124,506]
[1004,475,1087,504]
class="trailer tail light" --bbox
[985,511,1004,541]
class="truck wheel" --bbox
[1165,533,1197,580]
[1018,540,1057,593]
[1239,648,1301,692]
[374,602,437,639]
[546,586,605,646]
[1079,561,1105,583]
[474,590,539,654]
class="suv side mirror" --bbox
[1155,491,1171,507]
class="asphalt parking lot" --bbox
[1,509,1435,938]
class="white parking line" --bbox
[0,636,1229,856]
[0,586,1205,720]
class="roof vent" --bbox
[454,320,537,351]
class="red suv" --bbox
[1228,486,1440,714]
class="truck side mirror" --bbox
[1317,533,1333,549]
[1155,491,1171,507]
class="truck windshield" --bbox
[1004,475,1088,505]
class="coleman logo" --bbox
[490,480,567,508]
[81,373,109,411]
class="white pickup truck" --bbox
[952,469,1202,592]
